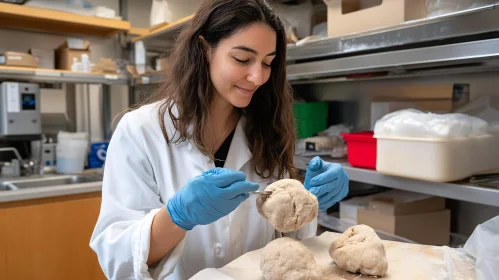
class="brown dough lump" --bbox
[329,224,388,277]
[260,237,323,280]
[256,179,318,233]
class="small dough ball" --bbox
[256,179,318,233]
[329,224,388,277]
[261,237,323,280]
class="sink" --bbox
[0,174,103,191]
[0,183,15,191]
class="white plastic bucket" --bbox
[56,140,88,174]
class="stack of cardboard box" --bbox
[0,51,39,68]
[323,0,427,38]
[341,190,451,245]
[55,38,91,71]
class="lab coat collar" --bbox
[185,117,252,172]
[225,117,252,171]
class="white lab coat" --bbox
[90,102,317,280]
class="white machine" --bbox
[0,82,41,136]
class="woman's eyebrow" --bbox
[232,46,277,56]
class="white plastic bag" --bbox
[374,109,489,138]
[150,0,172,27]
[463,216,499,280]
[455,95,499,134]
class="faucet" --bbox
[0,147,36,177]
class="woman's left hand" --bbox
[304,156,349,211]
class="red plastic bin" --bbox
[341,131,377,169]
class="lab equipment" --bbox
[31,140,56,167]
[250,191,272,196]
[167,168,259,230]
[304,156,349,211]
[0,82,41,136]
[56,131,89,174]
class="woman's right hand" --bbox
[166,168,259,230]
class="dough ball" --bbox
[261,237,323,280]
[329,224,388,277]
[256,179,318,233]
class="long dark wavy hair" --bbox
[147,0,296,179]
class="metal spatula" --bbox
[250,191,272,196]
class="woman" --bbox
[90,0,349,279]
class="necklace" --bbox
[208,112,233,157]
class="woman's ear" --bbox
[199,35,212,62]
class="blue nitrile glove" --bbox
[304,156,349,211]
[166,168,259,230]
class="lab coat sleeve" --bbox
[90,112,183,280]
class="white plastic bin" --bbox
[375,134,499,182]
[56,140,88,174]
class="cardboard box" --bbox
[156,57,170,72]
[0,51,39,68]
[323,0,427,38]
[92,58,117,74]
[339,196,371,223]
[367,190,446,216]
[369,84,467,129]
[28,48,55,69]
[55,38,91,70]
[358,208,451,245]
[371,84,455,101]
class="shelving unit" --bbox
[0,66,127,85]
[0,2,131,141]
[287,38,499,81]
[287,5,499,61]
[131,71,163,86]
[129,27,149,37]
[131,15,193,52]
[294,156,499,208]
[0,2,130,37]
[287,5,499,81]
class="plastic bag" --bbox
[150,0,172,27]
[374,109,489,138]
[463,216,499,280]
[455,95,499,134]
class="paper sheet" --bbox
[191,232,476,280]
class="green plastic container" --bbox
[293,102,328,139]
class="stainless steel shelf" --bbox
[132,72,164,86]
[287,38,499,81]
[287,5,499,61]
[0,67,128,85]
[131,59,499,87]
[294,156,499,207]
